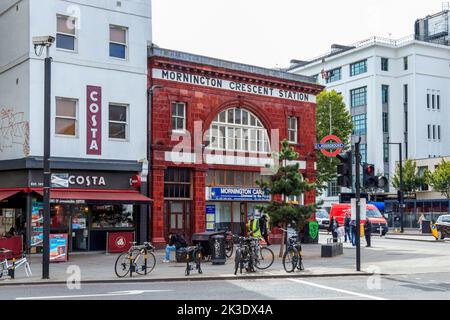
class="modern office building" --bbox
[0,0,152,252]
[290,9,450,210]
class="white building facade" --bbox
[0,0,152,251]
[291,36,450,209]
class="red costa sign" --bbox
[107,232,134,253]
[131,175,142,189]
[87,86,102,155]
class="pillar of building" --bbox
[151,165,166,248]
[193,169,207,233]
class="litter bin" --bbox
[210,235,226,265]
[176,247,188,263]
[421,220,432,234]
[192,232,223,259]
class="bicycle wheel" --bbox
[282,247,298,273]
[114,252,132,278]
[135,251,156,275]
[225,240,234,258]
[254,247,274,270]
[234,248,242,275]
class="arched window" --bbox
[205,108,270,153]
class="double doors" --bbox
[165,201,191,242]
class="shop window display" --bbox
[91,205,134,229]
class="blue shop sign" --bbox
[210,187,270,201]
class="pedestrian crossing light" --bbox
[336,151,352,188]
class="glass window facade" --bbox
[109,104,128,140]
[171,102,186,131]
[326,68,341,83]
[55,98,77,136]
[56,15,76,51]
[381,58,389,71]
[109,25,127,59]
[206,108,270,153]
[352,114,367,135]
[350,60,367,76]
[350,87,367,107]
[360,144,367,163]
[288,117,298,143]
[383,143,389,163]
[382,85,389,104]
[164,168,192,199]
[383,112,389,133]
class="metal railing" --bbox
[296,34,450,68]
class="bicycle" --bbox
[184,244,203,276]
[114,242,156,278]
[280,229,304,273]
[253,237,274,270]
[217,229,235,258]
[234,237,256,275]
[0,249,32,279]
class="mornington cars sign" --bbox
[87,86,102,155]
[153,69,316,103]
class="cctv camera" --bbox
[32,36,55,47]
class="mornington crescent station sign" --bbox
[153,69,316,103]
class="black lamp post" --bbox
[386,138,404,233]
[33,36,54,279]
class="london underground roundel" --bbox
[315,135,345,158]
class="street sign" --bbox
[315,135,344,157]
[351,198,367,221]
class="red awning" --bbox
[0,190,21,201]
[31,189,152,203]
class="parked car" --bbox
[329,203,389,235]
[435,215,450,240]
[315,209,330,230]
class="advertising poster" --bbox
[31,202,44,247]
[50,234,69,263]
[205,205,216,231]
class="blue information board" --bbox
[210,187,270,202]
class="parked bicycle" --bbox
[234,237,256,275]
[217,229,235,258]
[114,242,156,278]
[280,229,304,273]
[184,244,203,276]
[234,237,274,274]
[0,249,32,279]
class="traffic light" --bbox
[336,151,352,188]
[363,163,378,189]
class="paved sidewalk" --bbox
[2,234,450,285]
[0,241,363,286]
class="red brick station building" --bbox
[148,47,323,247]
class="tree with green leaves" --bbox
[257,140,318,257]
[425,159,450,199]
[392,159,423,197]
[316,90,353,194]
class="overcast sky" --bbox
[152,0,446,68]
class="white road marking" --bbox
[15,290,172,300]
[288,279,387,300]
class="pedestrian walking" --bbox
[163,232,188,263]
[344,212,352,243]
[259,213,271,245]
[364,218,372,247]
[350,219,357,246]
[329,217,339,243]
[418,213,425,233]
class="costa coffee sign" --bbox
[87,86,102,155]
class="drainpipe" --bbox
[147,84,163,242]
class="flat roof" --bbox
[149,46,317,85]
